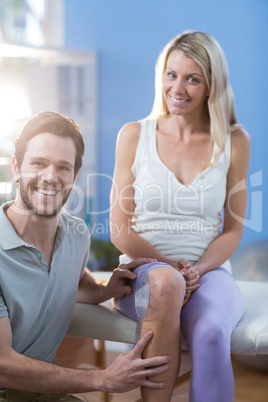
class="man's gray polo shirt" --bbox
[0,202,90,363]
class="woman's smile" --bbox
[162,50,209,117]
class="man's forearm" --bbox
[0,351,104,394]
[76,276,109,304]
[1,331,172,395]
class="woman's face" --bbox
[162,49,209,117]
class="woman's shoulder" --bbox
[230,127,250,153]
[117,121,141,146]
[115,121,142,164]
[229,128,250,172]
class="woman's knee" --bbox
[148,266,186,311]
[193,318,230,352]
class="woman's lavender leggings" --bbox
[113,262,244,402]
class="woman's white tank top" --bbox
[126,118,232,272]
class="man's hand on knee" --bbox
[106,258,157,299]
[100,330,171,393]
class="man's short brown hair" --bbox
[15,111,85,176]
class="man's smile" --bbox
[35,187,59,196]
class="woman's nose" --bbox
[173,78,186,94]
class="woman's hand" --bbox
[175,258,200,294]
[182,291,191,307]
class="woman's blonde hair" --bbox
[149,31,241,159]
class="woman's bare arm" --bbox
[194,128,250,276]
[110,121,175,265]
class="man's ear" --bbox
[73,171,79,184]
[12,155,20,183]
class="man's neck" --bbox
[5,202,60,264]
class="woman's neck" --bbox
[158,113,210,140]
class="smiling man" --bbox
[0,112,171,401]
[15,133,75,217]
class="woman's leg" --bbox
[180,268,244,402]
[113,262,186,402]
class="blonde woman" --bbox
[110,31,250,402]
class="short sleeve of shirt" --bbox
[79,228,91,279]
[0,287,9,318]
[80,245,90,278]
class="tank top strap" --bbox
[226,133,231,159]
[214,133,231,174]
[132,118,157,176]
[224,133,232,172]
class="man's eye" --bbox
[32,162,45,167]
[58,166,68,171]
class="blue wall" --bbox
[64,0,268,247]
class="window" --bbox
[0,0,64,47]
[0,0,65,153]
[0,1,98,222]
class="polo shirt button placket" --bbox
[39,254,48,270]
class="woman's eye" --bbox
[167,72,176,79]
[187,76,199,83]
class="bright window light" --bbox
[0,182,12,196]
[0,76,31,142]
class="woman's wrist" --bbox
[193,262,208,277]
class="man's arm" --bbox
[77,258,156,304]
[0,317,171,394]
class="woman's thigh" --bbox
[113,261,174,319]
[180,267,244,348]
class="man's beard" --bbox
[19,178,71,218]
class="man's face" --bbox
[14,132,77,218]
